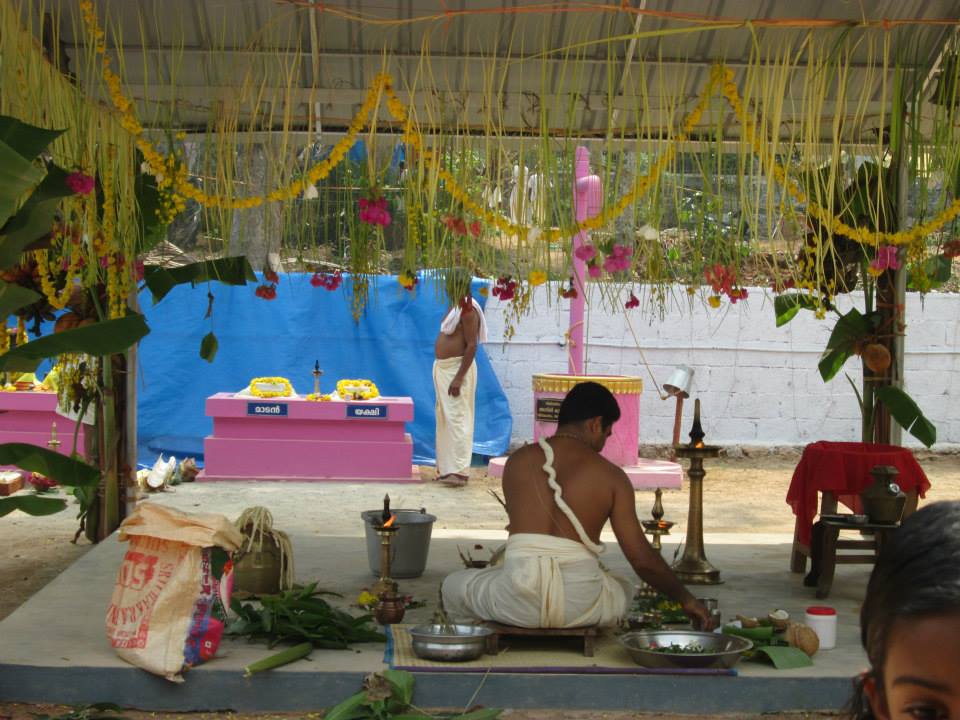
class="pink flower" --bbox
[870,245,901,274]
[625,293,640,309]
[469,221,482,238]
[587,263,602,279]
[574,244,597,262]
[65,172,95,195]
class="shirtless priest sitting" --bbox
[442,381,713,631]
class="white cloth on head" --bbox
[441,439,631,628]
[439,298,488,343]
[433,356,477,477]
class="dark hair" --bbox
[849,500,960,719]
[556,381,621,428]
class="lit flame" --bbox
[383,514,396,529]
[695,441,705,449]
[656,520,669,529]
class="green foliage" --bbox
[875,385,937,448]
[324,670,501,720]
[227,582,385,649]
[199,331,219,362]
[0,493,67,518]
[817,308,874,382]
[773,293,820,327]
[0,444,99,488]
[0,281,40,316]
[143,256,257,302]
[0,314,150,373]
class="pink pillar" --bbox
[570,147,602,375]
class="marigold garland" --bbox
[78,0,960,255]
[336,378,380,400]
[248,376,294,398]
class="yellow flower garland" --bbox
[77,0,960,256]
[306,392,332,402]
[249,376,294,398]
[336,378,380,401]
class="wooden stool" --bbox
[484,622,598,657]
[803,515,900,599]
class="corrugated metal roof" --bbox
[34,1,960,139]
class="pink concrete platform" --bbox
[199,393,417,482]
[486,454,683,490]
[0,391,86,458]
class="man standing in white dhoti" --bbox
[434,270,486,487]
[442,381,712,629]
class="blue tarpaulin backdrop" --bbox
[136,273,511,468]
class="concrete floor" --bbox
[0,516,868,714]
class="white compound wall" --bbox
[482,283,960,450]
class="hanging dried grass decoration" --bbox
[233,507,296,592]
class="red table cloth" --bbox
[787,440,930,547]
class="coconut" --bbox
[785,622,820,656]
[863,343,892,373]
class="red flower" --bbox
[264,269,279,284]
[469,221,482,238]
[65,172,95,195]
[942,239,960,259]
[492,276,517,301]
[255,283,277,300]
[312,269,343,291]
[625,292,640,309]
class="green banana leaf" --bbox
[0,493,67,518]
[134,159,166,255]
[818,308,873,382]
[0,137,45,226]
[0,116,65,163]
[0,443,99,487]
[875,385,937,447]
[0,280,40,316]
[143,257,257,303]
[751,645,813,670]
[774,293,820,327]
[382,669,414,706]
[723,625,775,642]
[0,163,78,266]
[0,313,150,373]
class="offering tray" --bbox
[409,623,493,662]
[618,630,752,669]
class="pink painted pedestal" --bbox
[0,391,85,458]
[487,374,682,490]
[198,393,417,482]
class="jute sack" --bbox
[105,503,243,682]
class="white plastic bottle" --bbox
[805,606,837,650]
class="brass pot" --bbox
[374,592,406,625]
[861,465,906,524]
[233,536,282,596]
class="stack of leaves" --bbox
[325,670,499,720]
[227,583,385,675]
[722,624,812,670]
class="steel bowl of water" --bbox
[619,630,752,669]
[408,624,493,662]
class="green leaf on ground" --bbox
[0,313,150,373]
[0,493,68,518]
[0,443,100,487]
[751,645,813,669]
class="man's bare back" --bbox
[502,436,622,545]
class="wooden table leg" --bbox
[816,524,840,599]
[790,519,808,573]
[583,633,595,657]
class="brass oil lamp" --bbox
[371,494,399,597]
[672,399,723,584]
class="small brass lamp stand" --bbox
[371,494,399,597]
[313,360,324,396]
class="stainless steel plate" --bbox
[618,630,752,669]
[408,623,493,662]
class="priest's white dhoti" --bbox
[441,533,631,628]
[433,355,477,477]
